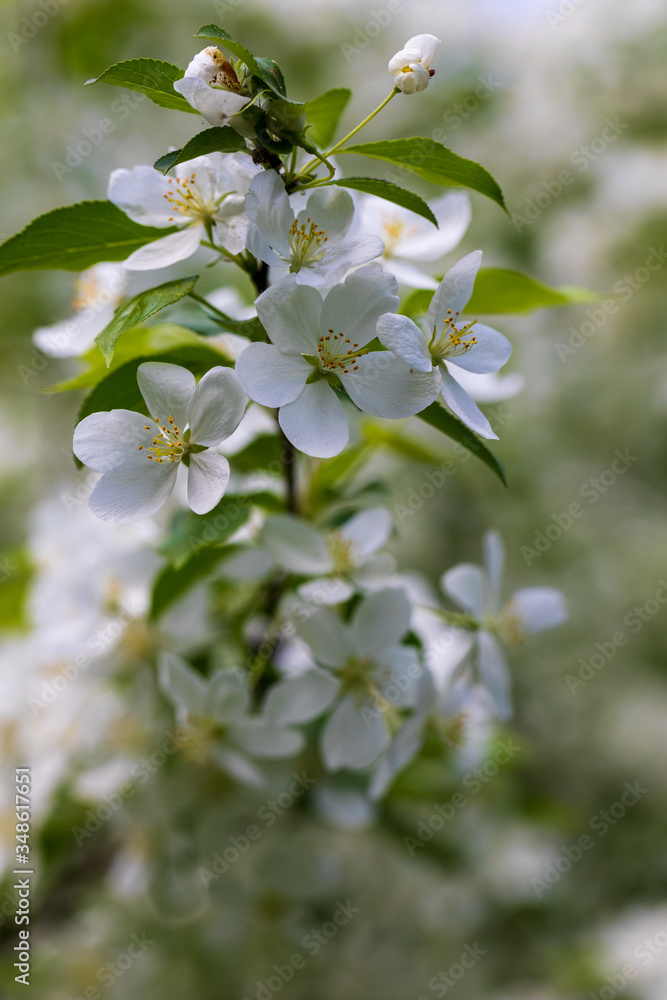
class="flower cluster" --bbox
[14,28,569,804]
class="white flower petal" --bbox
[392,66,431,95]
[299,186,354,243]
[73,410,155,472]
[122,226,204,271]
[212,204,251,256]
[264,669,339,725]
[246,222,283,267]
[187,366,246,445]
[255,275,323,355]
[398,191,471,262]
[261,515,331,574]
[173,76,248,126]
[341,352,440,418]
[297,606,353,668]
[217,151,261,197]
[351,588,412,658]
[213,746,265,787]
[235,342,311,407]
[34,305,116,358]
[322,695,389,770]
[383,259,438,289]
[230,718,304,757]
[352,554,396,592]
[320,262,398,349]
[295,235,385,286]
[297,577,355,605]
[379,646,421,707]
[476,629,512,719]
[510,588,568,633]
[88,455,178,522]
[108,165,174,227]
[279,381,349,458]
[187,451,230,514]
[448,323,512,374]
[209,669,250,723]
[245,170,293,257]
[158,651,208,717]
[389,34,441,71]
[439,366,497,439]
[376,313,432,371]
[448,369,525,403]
[441,563,487,617]
[369,712,424,799]
[182,47,227,82]
[137,362,195,427]
[341,508,392,558]
[428,250,482,332]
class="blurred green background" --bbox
[1,0,666,997]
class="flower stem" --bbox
[292,87,399,185]
[188,291,229,319]
[327,87,399,156]
[278,420,298,514]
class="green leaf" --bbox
[198,304,266,341]
[255,57,287,98]
[95,276,199,366]
[467,269,603,314]
[402,267,604,318]
[154,127,247,174]
[332,178,437,226]
[230,434,282,472]
[85,57,197,113]
[150,546,232,619]
[305,88,351,148]
[339,138,506,211]
[417,403,507,486]
[194,25,302,105]
[0,201,176,278]
[47,324,231,395]
[159,497,252,569]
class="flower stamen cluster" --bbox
[324,532,358,574]
[316,330,366,374]
[287,216,329,270]
[380,214,420,253]
[141,415,186,464]
[336,655,393,717]
[162,173,228,226]
[429,309,479,364]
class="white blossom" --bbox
[442,530,568,718]
[388,34,441,95]
[73,362,246,522]
[245,169,384,287]
[261,508,395,604]
[173,47,251,128]
[377,251,512,438]
[355,191,471,289]
[159,652,303,786]
[108,152,260,270]
[235,264,440,458]
[267,589,421,771]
